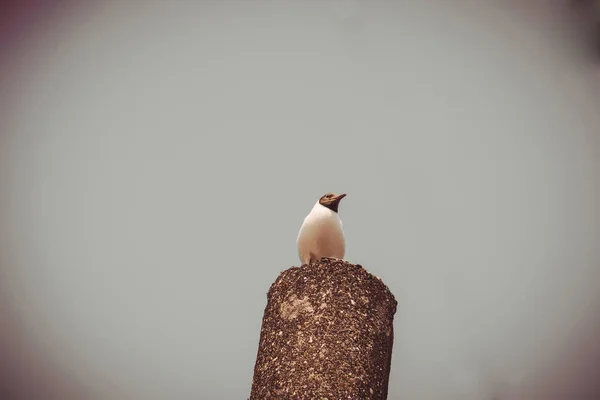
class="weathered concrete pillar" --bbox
[250,258,397,400]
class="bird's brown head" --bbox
[318,192,346,213]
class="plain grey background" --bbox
[1,1,600,399]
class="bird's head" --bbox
[318,192,346,213]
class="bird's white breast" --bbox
[296,202,345,265]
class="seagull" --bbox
[296,192,347,266]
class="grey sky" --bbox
[1,1,600,399]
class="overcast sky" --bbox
[1,1,600,399]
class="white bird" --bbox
[297,192,347,265]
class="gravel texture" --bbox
[250,258,397,400]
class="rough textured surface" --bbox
[250,258,397,400]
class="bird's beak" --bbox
[335,193,347,201]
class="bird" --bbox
[296,192,347,266]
